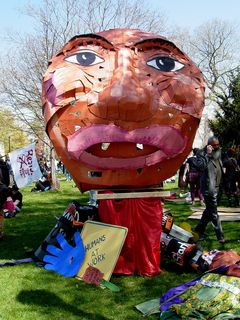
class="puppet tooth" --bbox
[74,125,81,131]
[182,118,187,123]
[101,143,110,150]
[168,113,173,118]
[136,143,144,150]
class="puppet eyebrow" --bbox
[69,34,115,51]
[132,39,184,56]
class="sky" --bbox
[0,0,239,38]
[149,0,240,30]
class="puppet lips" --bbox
[67,124,186,170]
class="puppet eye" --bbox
[65,51,104,66]
[147,56,184,72]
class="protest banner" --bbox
[9,143,42,188]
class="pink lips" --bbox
[67,124,186,170]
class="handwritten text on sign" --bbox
[77,221,128,281]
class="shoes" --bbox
[219,239,225,244]
[194,231,207,241]
[194,228,208,241]
[190,201,195,206]
[198,234,207,241]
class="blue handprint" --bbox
[43,231,85,277]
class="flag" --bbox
[9,143,42,188]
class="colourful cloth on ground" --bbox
[170,273,240,319]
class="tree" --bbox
[188,19,240,105]
[170,20,240,147]
[0,108,29,155]
[0,0,167,188]
[0,0,167,142]
[209,71,240,149]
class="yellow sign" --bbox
[77,221,128,281]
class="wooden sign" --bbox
[77,221,128,281]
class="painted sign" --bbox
[77,221,128,281]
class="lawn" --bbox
[0,180,239,320]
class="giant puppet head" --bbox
[42,29,204,192]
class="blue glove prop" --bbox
[43,232,85,277]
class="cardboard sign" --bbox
[77,221,128,281]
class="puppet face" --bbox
[42,29,204,191]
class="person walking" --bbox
[193,137,225,243]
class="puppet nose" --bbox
[90,49,153,121]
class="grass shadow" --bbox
[17,289,110,320]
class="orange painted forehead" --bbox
[96,28,167,45]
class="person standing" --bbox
[0,157,10,210]
[0,156,10,239]
[183,148,204,206]
[194,137,225,243]
[223,148,239,207]
[178,161,189,196]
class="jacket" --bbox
[0,160,10,187]
[193,147,224,196]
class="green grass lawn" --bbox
[0,180,239,320]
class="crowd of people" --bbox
[1,135,239,245]
[179,136,240,243]
[179,139,240,208]
[0,157,23,219]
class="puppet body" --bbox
[42,29,204,275]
